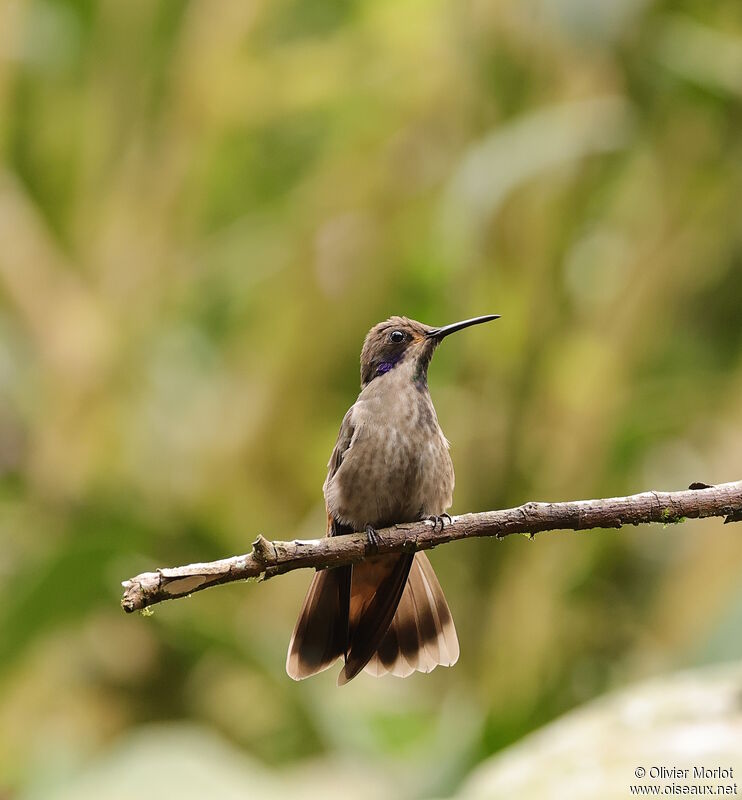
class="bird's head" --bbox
[360,314,499,388]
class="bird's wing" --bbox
[286,408,356,680]
[325,406,356,495]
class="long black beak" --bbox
[426,314,500,340]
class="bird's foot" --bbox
[365,525,381,555]
[427,513,452,532]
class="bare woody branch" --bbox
[121,480,742,613]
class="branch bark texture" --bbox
[121,480,742,613]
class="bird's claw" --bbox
[427,513,452,532]
[365,525,381,555]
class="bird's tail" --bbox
[286,552,458,684]
[352,552,459,682]
[286,564,350,681]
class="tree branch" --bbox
[121,480,742,613]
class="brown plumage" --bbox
[286,314,498,684]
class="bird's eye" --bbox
[390,330,405,343]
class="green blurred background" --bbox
[1,0,742,796]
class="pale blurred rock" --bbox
[453,662,742,800]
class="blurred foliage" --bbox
[1,0,742,796]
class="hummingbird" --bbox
[286,314,499,685]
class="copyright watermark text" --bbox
[630,766,737,795]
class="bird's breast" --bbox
[325,379,455,530]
